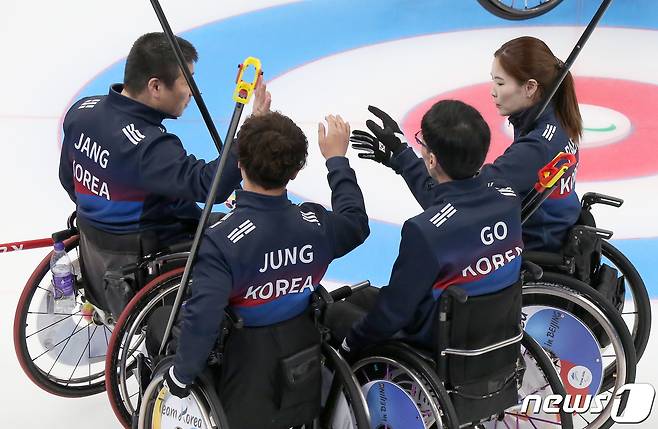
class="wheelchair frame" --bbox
[349,276,575,429]
[522,272,637,428]
[12,226,192,398]
[105,271,372,429]
[523,192,651,364]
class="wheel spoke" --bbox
[505,412,561,425]
[32,319,91,361]
[66,324,99,385]
[46,316,84,376]
[526,382,550,396]
[575,411,592,425]
[25,311,83,338]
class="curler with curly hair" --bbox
[236,112,308,189]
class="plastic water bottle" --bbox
[50,242,76,313]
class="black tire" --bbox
[355,341,575,428]
[477,0,564,20]
[13,236,110,397]
[105,268,183,428]
[523,272,637,428]
[521,333,573,429]
[601,241,652,362]
[321,343,372,428]
[524,271,637,390]
[352,342,461,428]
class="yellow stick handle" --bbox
[232,56,262,104]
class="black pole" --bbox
[522,0,614,134]
[159,102,245,355]
[521,188,554,224]
[521,152,576,224]
[149,0,224,153]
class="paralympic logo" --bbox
[520,383,656,423]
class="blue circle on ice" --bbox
[69,1,658,287]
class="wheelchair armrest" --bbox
[581,192,623,210]
[521,260,543,281]
[522,250,562,266]
[442,286,468,304]
[225,307,244,329]
[166,240,193,254]
[571,224,614,240]
[51,227,78,243]
[66,211,78,230]
[330,280,371,302]
[104,262,140,280]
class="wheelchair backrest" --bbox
[436,281,522,425]
[78,217,160,316]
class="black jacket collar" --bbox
[107,84,176,125]
[235,190,293,210]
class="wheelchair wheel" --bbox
[601,241,652,362]
[13,235,112,397]
[487,332,573,429]
[138,362,230,429]
[477,0,564,20]
[320,343,372,429]
[105,267,183,428]
[352,342,460,428]
[523,272,637,428]
[352,340,573,429]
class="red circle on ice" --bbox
[401,77,658,181]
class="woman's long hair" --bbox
[495,36,583,142]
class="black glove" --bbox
[163,366,190,399]
[350,105,407,167]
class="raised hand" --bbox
[318,115,351,160]
[252,75,271,117]
[350,105,407,167]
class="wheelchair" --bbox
[104,272,372,429]
[521,273,636,428]
[12,212,193,397]
[346,261,635,429]
[523,192,650,363]
[520,192,644,424]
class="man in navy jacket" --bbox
[163,113,369,429]
[360,104,578,252]
[338,101,522,354]
[58,33,266,244]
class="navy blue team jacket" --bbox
[389,104,580,251]
[347,173,522,351]
[59,84,241,243]
[481,104,580,251]
[174,157,369,384]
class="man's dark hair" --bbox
[237,112,308,190]
[420,100,491,180]
[123,32,198,94]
